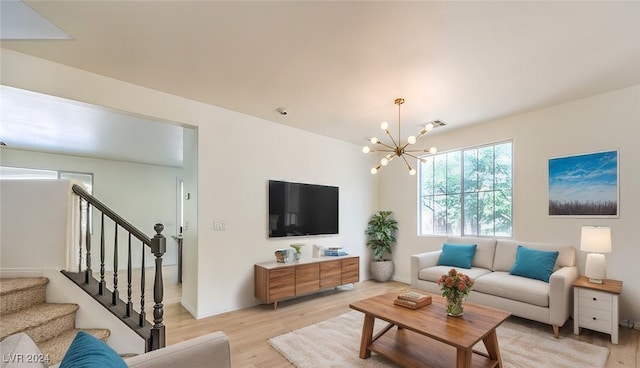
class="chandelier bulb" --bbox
[370,167,378,174]
[409,168,417,176]
[429,147,438,154]
[381,158,389,166]
[370,137,379,144]
[380,121,389,130]
[362,146,371,153]
[425,122,434,132]
[407,135,416,145]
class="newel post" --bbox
[149,223,166,351]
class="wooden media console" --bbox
[254,255,359,309]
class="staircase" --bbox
[0,277,110,365]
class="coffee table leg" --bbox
[482,329,503,368]
[359,314,375,359]
[456,348,472,368]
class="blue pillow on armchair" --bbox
[437,243,477,269]
[510,245,559,282]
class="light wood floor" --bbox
[161,280,639,368]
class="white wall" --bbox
[0,180,70,269]
[0,149,182,268]
[1,49,378,319]
[378,85,640,324]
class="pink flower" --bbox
[438,268,474,300]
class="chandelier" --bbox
[362,98,437,175]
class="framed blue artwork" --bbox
[548,150,619,217]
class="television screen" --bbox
[268,180,339,238]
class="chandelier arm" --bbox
[401,153,413,172]
[376,141,397,150]
[384,129,400,149]
[405,152,426,162]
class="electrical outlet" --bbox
[620,319,637,329]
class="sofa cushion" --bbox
[59,331,126,368]
[0,333,48,368]
[510,245,559,282]
[437,243,477,269]
[418,265,492,284]
[473,271,551,307]
[446,237,497,269]
[493,240,575,272]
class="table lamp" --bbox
[580,226,611,284]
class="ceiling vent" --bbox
[428,119,447,128]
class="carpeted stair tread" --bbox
[0,278,48,314]
[0,303,78,341]
[0,277,48,295]
[39,328,111,365]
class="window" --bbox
[419,141,512,237]
[1,166,93,193]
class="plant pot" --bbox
[370,260,394,282]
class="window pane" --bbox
[478,146,494,191]
[463,150,478,193]
[420,195,434,234]
[478,191,494,236]
[433,195,448,235]
[495,190,512,236]
[495,142,512,190]
[446,151,461,194]
[446,194,461,235]
[0,166,57,179]
[463,193,478,236]
[433,154,447,194]
[420,157,434,194]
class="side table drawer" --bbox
[579,306,613,333]
[578,289,613,311]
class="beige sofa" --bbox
[411,237,578,337]
[1,331,231,368]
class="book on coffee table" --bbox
[394,292,432,309]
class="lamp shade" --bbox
[580,226,612,253]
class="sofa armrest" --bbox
[125,332,230,368]
[410,250,442,288]
[548,266,579,327]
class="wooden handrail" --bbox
[66,184,165,352]
[72,184,151,245]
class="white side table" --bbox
[573,276,623,344]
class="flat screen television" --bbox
[268,180,339,238]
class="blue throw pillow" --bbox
[437,243,477,269]
[59,331,127,368]
[510,245,559,282]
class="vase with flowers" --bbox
[436,268,474,317]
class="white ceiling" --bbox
[1,1,639,166]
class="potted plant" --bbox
[365,210,398,282]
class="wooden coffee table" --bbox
[349,291,511,368]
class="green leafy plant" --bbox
[365,211,398,261]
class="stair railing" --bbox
[63,184,166,352]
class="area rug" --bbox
[268,311,609,368]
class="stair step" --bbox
[0,277,48,314]
[38,328,111,366]
[0,303,78,342]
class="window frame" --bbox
[417,140,513,238]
